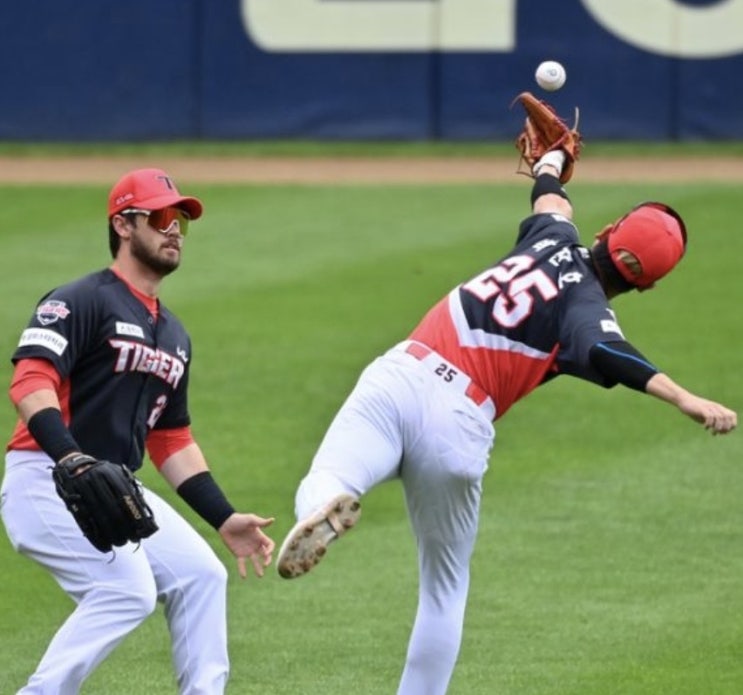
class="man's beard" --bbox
[131,233,180,276]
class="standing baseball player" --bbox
[1,168,275,695]
[276,98,737,695]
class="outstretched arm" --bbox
[588,341,736,434]
[645,373,737,435]
[159,444,275,577]
[530,151,573,219]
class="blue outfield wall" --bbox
[1,0,742,142]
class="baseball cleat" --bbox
[277,494,361,579]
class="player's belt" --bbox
[395,341,496,420]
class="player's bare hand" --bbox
[678,395,737,435]
[218,513,276,578]
[646,375,736,435]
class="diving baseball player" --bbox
[275,143,737,695]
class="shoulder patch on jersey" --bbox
[532,238,559,252]
[115,321,146,339]
[600,319,625,338]
[18,328,69,356]
[549,213,571,224]
[36,300,70,326]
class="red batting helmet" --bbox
[596,202,687,290]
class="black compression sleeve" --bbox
[589,341,659,392]
[177,471,235,530]
[26,407,81,462]
[531,173,570,206]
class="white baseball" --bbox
[535,61,566,92]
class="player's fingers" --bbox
[726,409,738,430]
[716,416,736,434]
[237,556,248,580]
[705,409,737,435]
[250,553,266,578]
[252,515,275,528]
[260,533,276,554]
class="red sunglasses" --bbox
[121,207,191,236]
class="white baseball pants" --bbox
[1,451,229,695]
[295,342,496,695]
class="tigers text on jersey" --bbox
[409,213,625,419]
[8,269,191,469]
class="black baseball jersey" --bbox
[409,212,626,418]
[10,269,191,470]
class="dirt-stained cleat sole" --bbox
[277,494,361,579]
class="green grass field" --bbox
[0,169,741,693]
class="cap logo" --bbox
[156,175,176,191]
[115,193,134,205]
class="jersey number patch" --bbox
[462,255,558,328]
[434,363,458,382]
[147,395,168,429]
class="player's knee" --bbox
[126,587,158,621]
[182,554,228,593]
[201,557,228,591]
[93,582,158,623]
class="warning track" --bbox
[0,155,739,184]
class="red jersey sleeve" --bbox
[146,426,195,469]
[8,358,61,405]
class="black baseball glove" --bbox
[52,454,159,553]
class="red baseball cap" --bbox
[599,202,687,290]
[108,168,203,220]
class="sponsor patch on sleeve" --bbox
[17,328,69,356]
